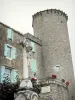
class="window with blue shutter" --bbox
[5,68,11,82]
[4,44,8,56]
[7,28,13,40]
[0,66,5,83]
[31,42,35,52]
[11,69,18,83]
[4,44,12,59]
[4,44,16,60]
[14,70,18,82]
[11,48,16,59]
[0,66,18,83]
[7,46,11,58]
[31,59,37,72]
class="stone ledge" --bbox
[24,33,42,46]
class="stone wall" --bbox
[32,9,75,100]
[24,33,44,79]
[0,23,24,80]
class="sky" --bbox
[0,0,75,76]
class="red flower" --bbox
[66,82,69,86]
[52,74,57,79]
[31,78,37,81]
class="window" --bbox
[0,66,11,83]
[4,67,11,82]
[7,28,13,40]
[53,65,60,72]
[31,42,35,52]
[31,59,37,72]
[0,66,18,83]
[4,44,16,60]
[7,45,12,58]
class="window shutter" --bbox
[7,29,13,40]
[12,48,16,59]
[14,70,18,82]
[11,69,18,83]
[5,68,11,82]
[31,42,35,52]
[31,59,37,72]
[0,66,5,83]
[11,70,14,83]
[4,44,8,56]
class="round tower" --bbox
[32,9,75,100]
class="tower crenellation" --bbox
[33,9,68,21]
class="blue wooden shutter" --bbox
[11,70,14,83]
[4,44,8,56]
[7,29,13,40]
[11,47,16,59]
[31,42,35,52]
[0,66,5,83]
[31,59,37,72]
[14,70,18,82]
[5,68,11,82]
[11,69,18,83]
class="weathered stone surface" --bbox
[0,23,24,80]
[32,9,75,100]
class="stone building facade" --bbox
[32,9,75,100]
[0,23,38,83]
[0,9,75,100]
[24,33,42,78]
[0,22,23,82]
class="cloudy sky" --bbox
[0,0,75,76]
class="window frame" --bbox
[7,45,12,58]
[7,28,13,41]
[0,66,18,83]
[4,67,12,82]
[53,65,60,72]
[4,44,16,60]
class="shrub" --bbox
[0,75,20,100]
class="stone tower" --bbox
[32,9,75,100]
